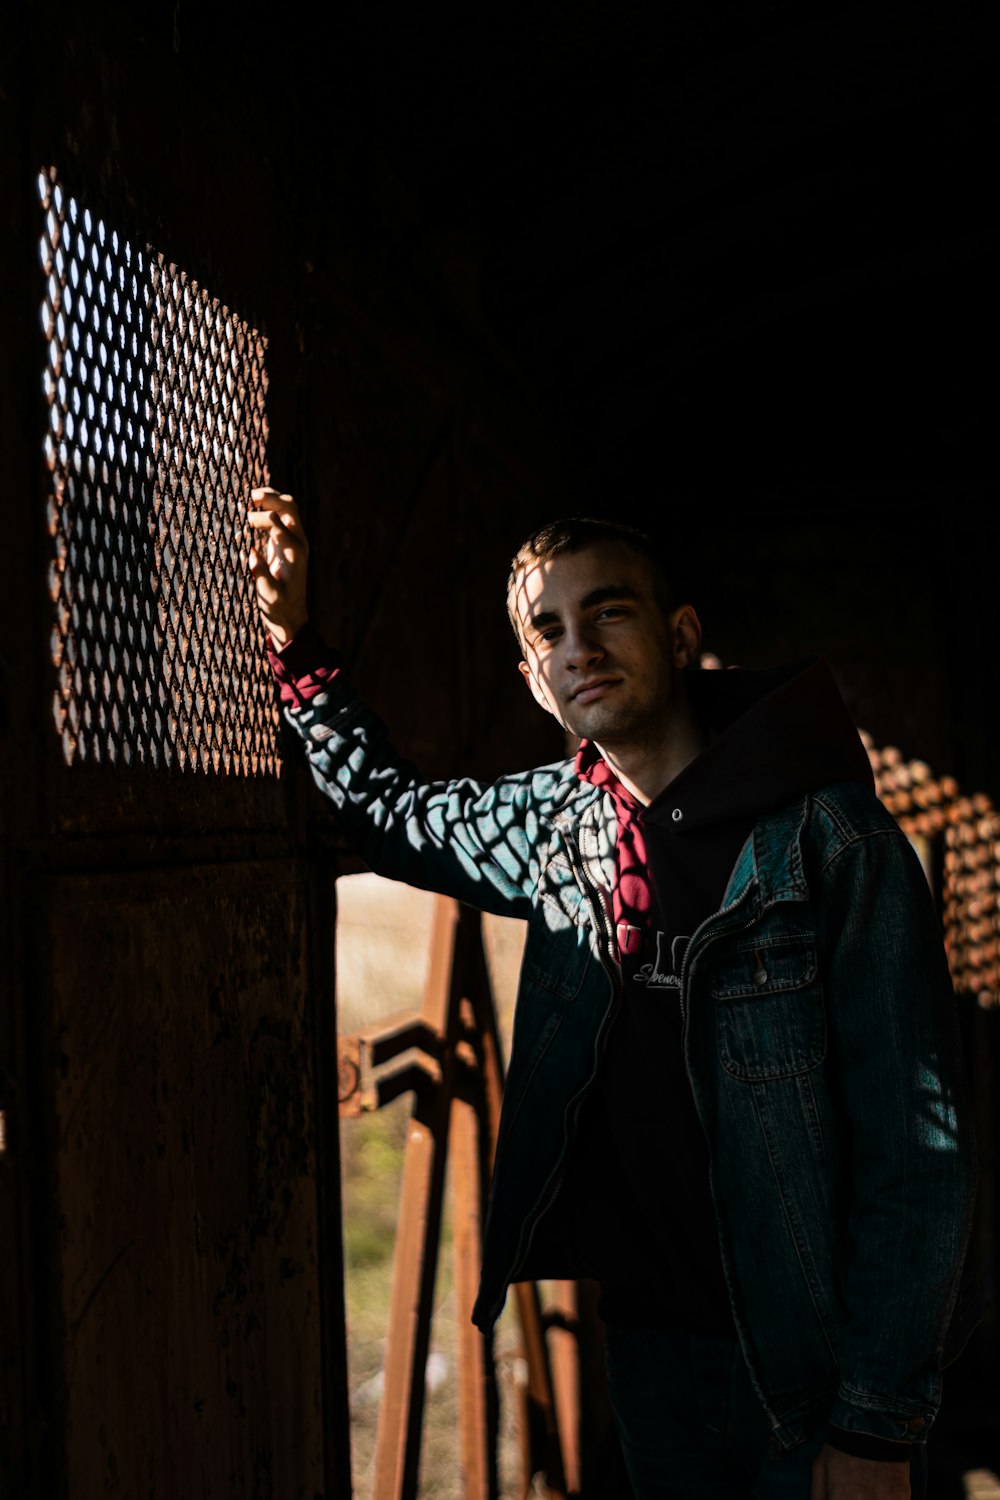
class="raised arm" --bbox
[245,488,556,917]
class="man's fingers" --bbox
[248,540,286,579]
[246,509,308,554]
[246,510,297,533]
[246,505,308,547]
[247,547,281,604]
[249,488,299,516]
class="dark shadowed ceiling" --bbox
[293,4,997,483]
[211,0,998,775]
[160,1,998,486]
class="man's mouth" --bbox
[571,677,621,704]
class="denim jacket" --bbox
[285,680,977,1449]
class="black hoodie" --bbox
[560,659,874,1331]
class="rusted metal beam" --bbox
[359,1011,444,1068]
[353,895,578,1498]
[370,1056,445,1113]
[372,1086,451,1500]
[372,897,459,1499]
[547,1281,582,1497]
[457,904,573,1498]
[338,1034,363,1114]
[514,1283,570,1500]
[338,1039,443,1118]
[451,1082,496,1500]
[451,899,574,1498]
[337,1011,445,1116]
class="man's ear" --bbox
[518,658,556,717]
[671,604,703,668]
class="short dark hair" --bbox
[506,516,675,639]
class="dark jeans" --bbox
[604,1325,927,1499]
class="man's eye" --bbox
[539,628,561,644]
[597,607,624,620]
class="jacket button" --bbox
[754,967,768,986]
[671,807,683,823]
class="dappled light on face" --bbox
[512,557,549,620]
[509,563,547,671]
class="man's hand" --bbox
[811,1443,911,1499]
[246,487,310,648]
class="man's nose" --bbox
[564,625,604,669]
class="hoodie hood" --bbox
[642,656,874,832]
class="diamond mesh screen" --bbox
[38,166,280,774]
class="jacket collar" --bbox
[719,793,812,913]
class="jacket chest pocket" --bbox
[711,941,825,1081]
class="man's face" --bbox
[512,542,701,746]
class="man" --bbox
[247,488,976,1500]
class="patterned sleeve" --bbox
[266,620,343,706]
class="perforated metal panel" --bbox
[944,802,1000,1004]
[38,166,280,774]
[869,738,1000,1005]
[701,662,1000,1008]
